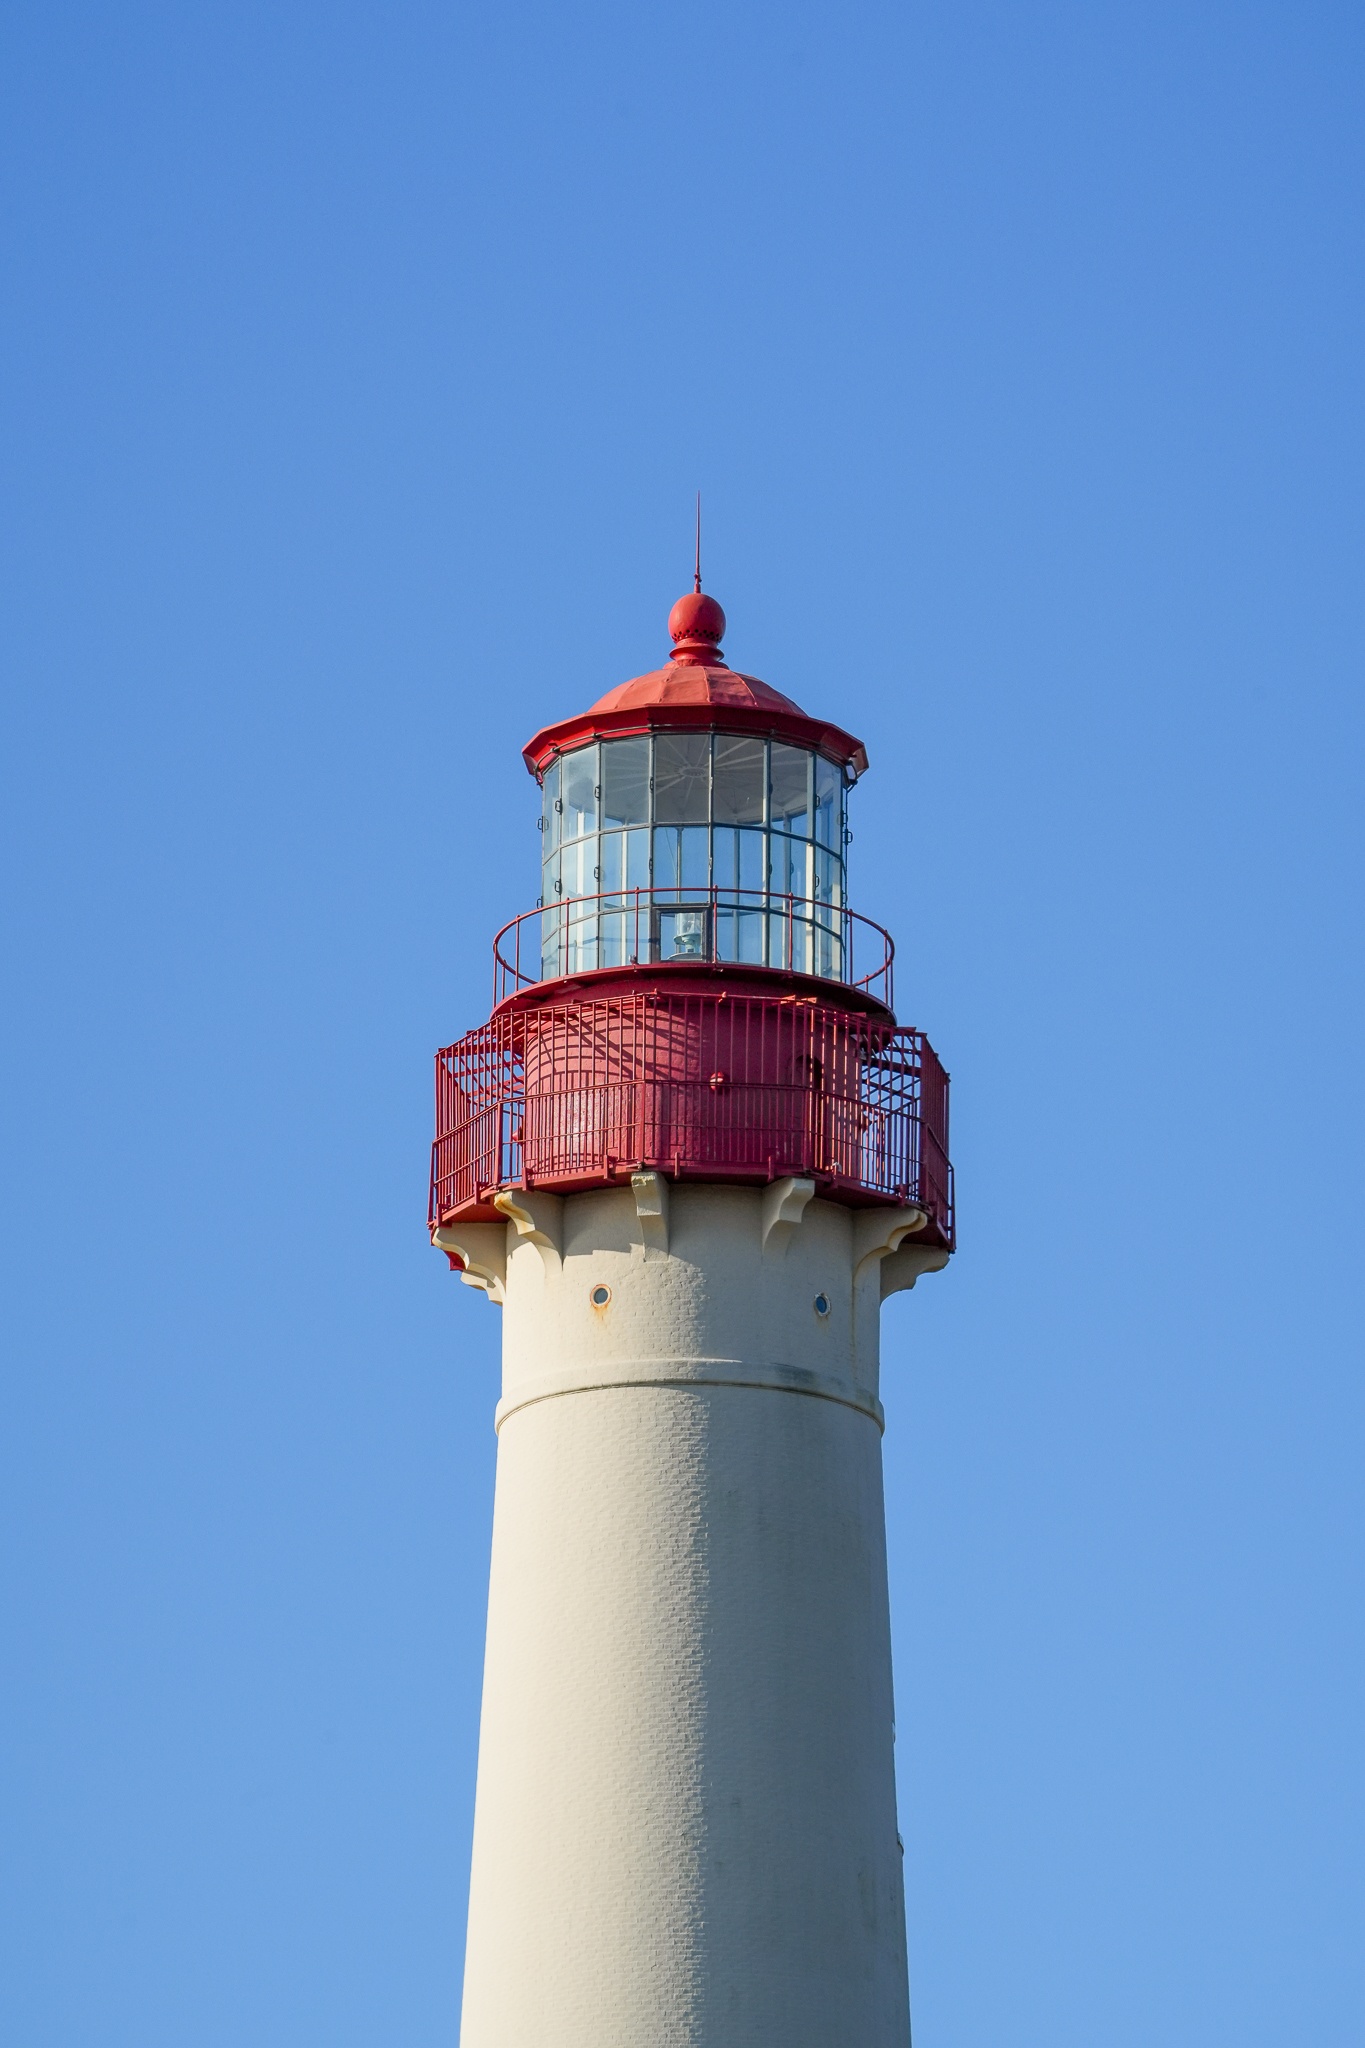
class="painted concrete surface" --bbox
[445,1182,946,2048]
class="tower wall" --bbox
[452,1182,942,2048]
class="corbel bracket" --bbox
[852,1205,929,1282]
[631,1172,670,1255]
[850,1205,949,1300]
[879,1242,951,1300]
[430,1222,508,1306]
[492,1188,564,1273]
[762,1176,816,1255]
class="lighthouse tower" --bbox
[430,584,954,2047]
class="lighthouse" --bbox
[430,582,954,2046]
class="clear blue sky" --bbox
[2,3,1362,2042]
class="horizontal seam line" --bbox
[495,1374,883,1432]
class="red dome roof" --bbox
[523,590,869,779]
[589,659,807,720]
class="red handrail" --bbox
[491,888,895,1009]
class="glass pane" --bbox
[600,911,627,968]
[712,908,765,965]
[541,904,562,976]
[770,744,811,837]
[812,844,839,903]
[654,733,710,824]
[541,759,561,851]
[771,833,810,900]
[601,737,650,827]
[653,825,682,890]
[811,907,839,980]
[565,897,598,973]
[658,908,708,961]
[599,829,625,895]
[713,828,738,890]
[713,735,765,824]
[625,827,651,893]
[738,828,765,892]
[561,745,598,838]
[622,890,648,963]
[681,825,709,889]
[814,755,840,848]
[560,835,596,900]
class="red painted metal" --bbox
[522,695,867,783]
[430,991,954,1250]
[521,586,868,778]
[666,588,727,656]
[491,888,896,1010]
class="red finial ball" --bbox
[668,590,726,657]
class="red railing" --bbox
[491,889,895,1009]
[431,990,954,1247]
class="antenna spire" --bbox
[694,492,702,593]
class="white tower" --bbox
[431,587,954,2046]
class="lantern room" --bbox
[517,588,876,993]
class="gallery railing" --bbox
[431,990,953,1248]
[491,887,896,1009]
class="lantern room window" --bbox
[560,748,597,840]
[769,743,810,839]
[539,733,850,982]
[653,734,711,823]
[602,737,649,828]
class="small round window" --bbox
[813,1292,831,1318]
[590,1284,612,1309]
